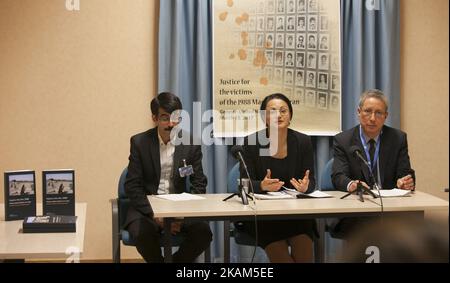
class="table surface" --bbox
[0,203,87,260]
[150,191,448,263]
[148,191,448,218]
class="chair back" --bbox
[227,162,240,193]
[117,167,186,246]
[118,168,131,229]
[118,168,128,199]
[320,158,335,191]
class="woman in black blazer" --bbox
[239,93,316,263]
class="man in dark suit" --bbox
[124,92,212,263]
[331,89,415,237]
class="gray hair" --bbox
[358,89,389,112]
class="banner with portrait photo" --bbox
[213,0,341,137]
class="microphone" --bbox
[230,146,258,262]
[350,145,375,187]
[350,145,369,167]
[231,145,248,172]
[229,145,254,205]
[348,145,382,208]
[230,145,243,158]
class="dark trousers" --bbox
[127,217,212,263]
[328,217,379,239]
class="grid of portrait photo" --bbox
[242,0,341,111]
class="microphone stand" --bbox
[223,159,253,205]
[341,164,378,202]
[340,180,377,202]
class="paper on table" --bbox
[253,192,295,200]
[297,190,333,198]
[154,192,205,201]
[254,189,333,200]
[371,189,411,197]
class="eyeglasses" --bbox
[159,115,182,123]
[361,109,386,119]
[267,108,290,117]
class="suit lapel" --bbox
[287,130,297,180]
[171,131,185,193]
[172,145,182,186]
[378,126,389,186]
[149,128,161,186]
[351,127,370,183]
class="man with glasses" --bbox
[330,89,415,237]
[124,92,212,262]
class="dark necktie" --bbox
[368,139,376,166]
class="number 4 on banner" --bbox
[66,0,80,11]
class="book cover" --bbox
[3,170,37,221]
[42,169,75,216]
[22,215,77,233]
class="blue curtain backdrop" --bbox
[341,0,400,129]
[158,0,400,262]
[158,0,233,262]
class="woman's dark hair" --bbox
[150,92,182,116]
[260,93,293,119]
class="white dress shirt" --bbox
[157,133,175,195]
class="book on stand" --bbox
[4,170,36,221]
[42,169,75,216]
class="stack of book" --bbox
[22,215,77,233]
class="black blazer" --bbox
[242,129,316,194]
[332,125,414,191]
[124,127,207,227]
